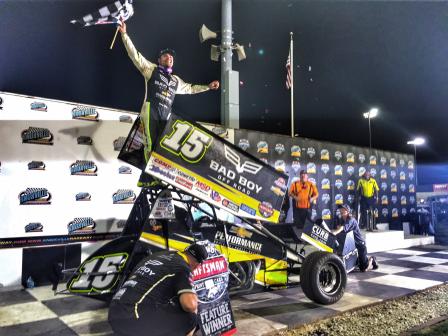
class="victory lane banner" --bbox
[145,113,288,223]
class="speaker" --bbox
[199,24,217,43]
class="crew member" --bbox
[332,204,378,272]
[108,243,209,336]
[288,170,319,229]
[357,171,379,231]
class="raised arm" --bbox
[175,76,219,95]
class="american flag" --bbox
[70,0,134,27]
[286,47,292,89]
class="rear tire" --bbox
[300,251,346,305]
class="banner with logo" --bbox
[234,129,416,226]
[145,114,288,223]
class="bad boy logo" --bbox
[321,164,330,174]
[238,139,250,151]
[409,172,415,180]
[0,96,3,110]
[334,151,342,161]
[291,145,301,157]
[21,127,54,145]
[410,196,416,204]
[275,143,285,155]
[308,177,316,185]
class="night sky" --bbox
[1,0,447,185]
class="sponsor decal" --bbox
[321,193,330,204]
[113,136,127,151]
[347,180,355,190]
[322,209,331,220]
[25,222,43,233]
[333,165,342,176]
[347,165,354,176]
[359,153,366,163]
[400,183,406,192]
[222,199,239,213]
[275,160,286,173]
[19,188,51,205]
[229,226,253,239]
[321,178,331,190]
[335,194,343,205]
[335,179,343,189]
[151,196,175,219]
[119,166,132,174]
[307,162,316,174]
[370,168,377,177]
[119,115,133,123]
[112,189,136,204]
[335,151,342,161]
[258,201,274,218]
[257,141,268,154]
[310,224,330,245]
[291,160,301,173]
[400,159,405,167]
[346,152,355,163]
[291,145,301,157]
[409,172,415,180]
[21,127,54,145]
[382,208,389,217]
[402,208,407,216]
[224,146,262,175]
[27,160,45,170]
[380,156,387,165]
[381,182,388,191]
[320,149,330,160]
[30,102,47,112]
[409,184,415,193]
[238,139,250,151]
[359,166,366,177]
[70,160,98,176]
[72,106,99,121]
[151,165,175,181]
[271,177,287,196]
[77,136,93,145]
[308,177,316,185]
[381,169,387,179]
[0,96,3,110]
[321,164,330,174]
[391,183,398,192]
[311,209,317,220]
[152,157,176,172]
[75,192,91,201]
[401,196,407,205]
[408,161,414,170]
[214,230,262,254]
[307,147,316,158]
[194,181,211,195]
[399,171,406,180]
[381,195,389,205]
[410,208,416,213]
[374,208,379,218]
[211,126,228,138]
[392,208,399,218]
[175,175,194,190]
[68,217,96,234]
[410,196,416,204]
[369,155,377,165]
[390,170,397,179]
[275,143,285,155]
[391,195,398,204]
[347,194,355,204]
[240,203,256,216]
[211,190,221,202]
[390,158,397,168]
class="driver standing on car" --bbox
[332,204,378,272]
[108,243,208,336]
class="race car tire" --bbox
[300,251,346,305]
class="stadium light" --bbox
[363,108,379,150]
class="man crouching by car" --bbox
[108,243,208,336]
[332,204,378,272]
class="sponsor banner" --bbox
[145,114,286,223]
[149,195,175,219]
[434,184,448,192]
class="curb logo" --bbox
[70,160,98,176]
[19,188,52,205]
[21,127,54,145]
[112,189,136,204]
[72,106,99,121]
[68,217,96,234]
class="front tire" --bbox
[300,251,346,305]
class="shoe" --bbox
[371,256,379,270]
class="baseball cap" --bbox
[185,243,208,264]
[338,204,351,213]
[299,169,306,175]
[158,48,176,59]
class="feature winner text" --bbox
[210,160,262,195]
[200,301,233,335]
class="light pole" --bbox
[407,137,425,186]
[363,108,379,151]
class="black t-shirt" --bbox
[113,252,194,309]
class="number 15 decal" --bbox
[161,120,213,163]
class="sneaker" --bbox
[371,256,379,270]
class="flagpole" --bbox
[290,32,294,137]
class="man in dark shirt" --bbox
[332,204,378,272]
[108,243,208,336]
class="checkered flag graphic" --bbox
[70,0,134,27]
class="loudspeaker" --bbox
[199,24,217,43]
